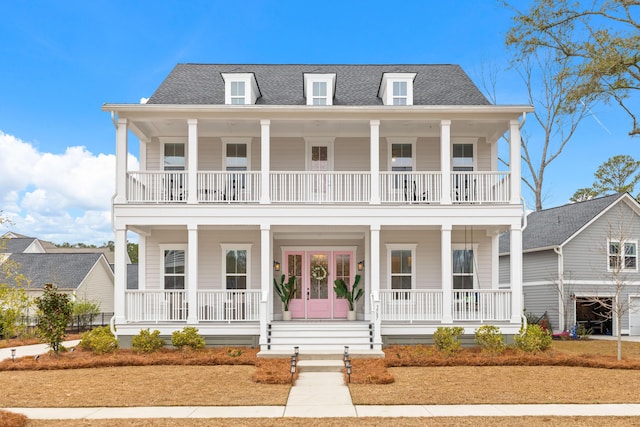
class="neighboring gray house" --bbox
[1,233,116,313]
[500,193,640,336]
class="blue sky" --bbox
[0,0,638,245]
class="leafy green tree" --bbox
[0,231,32,339]
[505,0,640,136]
[35,284,73,355]
[570,155,640,201]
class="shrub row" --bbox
[433,324,552,355]
[80,326,207,354]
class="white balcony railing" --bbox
[379,289,512,322]
[197,171,261,203]
[127,171,187,203]
[380,172,442,203]
[124,171,510,204]
[452,290,512,321]
[451,172,510,203]
[125,290,187,322]
[270,172,370,203]
[197,290,261,322]
[380,289,443,321]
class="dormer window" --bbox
[221,73,260,105]
[230,81,245,105]
[379,73,416,106]
[304,73,336,106]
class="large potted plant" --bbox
[333,274,363,320]
[273,274,296,321]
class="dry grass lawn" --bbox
[2,338,640,427]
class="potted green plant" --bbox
[273,274,296,321]
[333,274,363,320]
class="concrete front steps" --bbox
[262,321,381,353]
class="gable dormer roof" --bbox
[146,64,490,106]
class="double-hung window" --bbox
[452,247,475,289]
[452,142,475,201]
[222,244,251,290]
[388,138,417,200]
[163,248,186,290]
[230,81,245,105]
[392,81,408,105]
[608,240,638,271]
[312,81,328,105]
[388,244,416,299]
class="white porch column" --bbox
[370,224,382,346]
[187,119,198,204]
[187,225,199,324]
[114,228,127,324]
[370,120,381,204]
[510,225,523,323]
[260,120,271,204]
[364,229,371,320]
[440,120,451,204]
[115,118,128,204]
[441,224,453,323]
[509,119,522,204]
[259,224,271,348]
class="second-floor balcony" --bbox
[125,170,511,204]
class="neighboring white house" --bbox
[500,193,640,336]
[103,64,531,352]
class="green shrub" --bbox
[227,347,243,357]
[514,324,553,352]
[474,325,505,354]
[131,329,164,353]
[433,326,464,355]
[171,326,205,350]
[79,326,118,354]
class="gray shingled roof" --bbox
[147,64,491,106]
[0,238,38,254]
[500,193,627,253]
[1,253,104,289]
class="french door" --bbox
[286,250,354,319]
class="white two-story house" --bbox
[103,64,531,353]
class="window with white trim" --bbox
[230,81,245,105]
[452,245,476,289]
[312,81,328,105]
[387,244,416,298]
[608,240,638,271]
[452,143,474,171]
[222,244,251,290]
[162,247,186,290]
[392,81,408,105]
[163,143,185,171]
[225,143,248,171]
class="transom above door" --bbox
[285,248,355,319]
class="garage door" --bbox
[630,297,640,336]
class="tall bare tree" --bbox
[481,51,591,211]
[505,0,640,136]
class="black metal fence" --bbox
[7,312,115,338]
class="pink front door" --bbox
[285,250,354,319]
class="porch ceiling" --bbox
[129,116,509,141]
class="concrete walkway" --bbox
[7,404,640,419]
[0,340,81,362]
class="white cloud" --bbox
[0,130,138,246]
[140,97,149,104]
